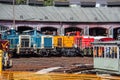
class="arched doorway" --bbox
[17,26,33,34]
[65,27,82,35]
[89,27,107,36]
[41,27,57,35]
[113,27,120,39]
[0,25,8,33]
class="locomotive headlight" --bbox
[74,44,77,48]
[6,46,8,48]
[33,44,36,49]
[17,44,20,47]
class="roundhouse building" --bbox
[0,0,120,39]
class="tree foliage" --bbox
[15,0,54,6]
[16,0,27,5]
[44,0,53,6]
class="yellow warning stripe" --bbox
[1,41,9,49]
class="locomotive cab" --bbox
[17,35,32,55]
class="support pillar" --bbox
[108,26,113,38]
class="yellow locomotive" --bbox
[54,35,83,57]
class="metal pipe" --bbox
[13,0,15,29]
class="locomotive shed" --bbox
[1,0,120,78]
[0,3,120,39]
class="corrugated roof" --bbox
[80,0,96,2]
[0,3,120,22]
[80,0,120,2]
[0,0,120,3]
[107,0,120,2]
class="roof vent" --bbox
[20,15,24,19]
[69,0,81,7]
[70,17,73,20]
[44,16,48,19]
[96,0,107,7]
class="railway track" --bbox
[5,57,93,73]
[51,64,93,73]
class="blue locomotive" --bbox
[2,28,57,57]
[17,29,42,56]
[21,28,57,56]
[2,28,19,56]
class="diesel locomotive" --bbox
[2,28,57,57]
[2,28,113,57]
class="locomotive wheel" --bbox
[69,51,76,57]
[51,51,61,57]
[3,52,13,68]
[62,51,67,57]
[41,50,49,57]
[79,50,84,57]
[8,53,13,58]
[4,59,7,68]
[63,50,76,57]
[7,59,13,68]
[37,54,44,57]
[56,52,62,57]
[12,49,18,57]
[44,52,49,57]
[3,52,8,68]
[37,50,44,57]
